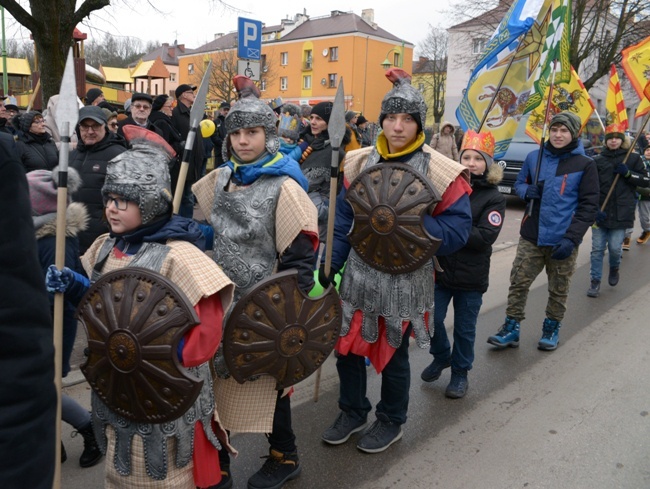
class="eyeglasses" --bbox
[132,104,152,110]
[32,119,45,125]
[79,123,103,132]
[102,196,130,210]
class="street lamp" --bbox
[380,44,404,70]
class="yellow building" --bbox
[178,9,413,122]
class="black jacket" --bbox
[171,102,204,185]
[70,131,128,253]
[210,113,228,166]
[0,133,56,488]
[436,165,506,293]
[117,116,164,139]
[594,141,650,229]
[15,131,59,173]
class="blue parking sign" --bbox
[238,17,262,60]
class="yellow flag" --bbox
[621,36,650,118]
[605,65,628,128]
[525,66,595,144]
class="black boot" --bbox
[247,448,301,489]
[608,267,620,286]
[75,422,103,468]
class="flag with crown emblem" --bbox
[605,64,628,129]
[525,66,595,143]
[621,36,650,118]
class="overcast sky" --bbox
[5,1,456,55]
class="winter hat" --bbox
[345,110,358,123]
[78,106,107,126]
[379,68,426,133]
[310,101,333,125]
[102,138,173,225]
[123,98,132,113]
[15,110,42,133]
[27,166,82,216]
[604,122,625,142]
[219,101,231,110]
[85,88,104,106]
[223,76,280,161]
[300,105,312,118]
[277,103,302,141]
[356,115,368,126]
[549,112,581,140]
[101,108,117,122]
[152,95,169,112]
[175,84,196,99]
[460,130,495,168]
[131,92,153,105]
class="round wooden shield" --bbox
[223,270,342,389]
[77,267,203,423]
[346,162,442,274]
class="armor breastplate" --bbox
[89,239,220,479]
[211,168,285,302]
[339,149,435,349]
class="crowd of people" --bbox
[2,69,650,489]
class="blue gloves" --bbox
[551,238,575,260]
[46,265,90,303]
[614,163,630,177]
[525,184,541,200]
[595,211,607,225]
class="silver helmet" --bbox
[222,75,280,162]
[379,68,427,132]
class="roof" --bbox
[187,32,238,55]
[449,4,509,30]
[100,66,133,84]
[412,57,447,74]
[142,43,189,66]
[281,11,406,43]
[3,58,31,76]
[130,58,170,79]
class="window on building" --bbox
[330,47,338,61]
[281,52,288,65]
[328,73,337,88]
[393,52,401,67]
[222,59,228,71]
[304,50,313,70]
[261,54,268,73]
[260,79,267,91]
[188,63,194,75]
[472,38,487,54]
[280,77,288,91]
[170,73,176,82]
[303,75,311,89]
[418,83,425,92]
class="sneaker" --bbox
[208,464,233,489]
[637,231,650,245]
[487,317,520,348]
[356,413,403,454]
[420,358,451,382]
[247,449,301,489]
[322,411,368,445]
[445,370,468,399]
[608,267,620,287]
[622,237,631,251]
[537,318,560,351]
[587,279,600,298]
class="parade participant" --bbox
[4,103,19,119]
[277,103,305,161]
[150,94,184,177]
[172,84,204,217]
[26,166,102,467]
[320,68,472,453]
[356,115,372,147]
[0,102,12,134]
[430,121,459,161]
[102,108,119,134]
[586,124,649,297]
[46,132,234,488]
[70,105,127,254]
[0,132,56,489]
[636,146,650,245]
[84,88,105,106]
[421,130,505,398]
[211,101,230,168]
[487,112,598,350]
[13,111,60,172]
[192,76,318,489]
[117,92,163,138]
[299,101,350,243]
[344,110,361,152]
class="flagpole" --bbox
[524,58,558,219]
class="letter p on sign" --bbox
[237,17,262,61]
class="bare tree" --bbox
[416,26,448,123]
[446,0,650,90]
[85,34,153,68]
[5,38,34,70]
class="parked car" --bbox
[495,115,603,195]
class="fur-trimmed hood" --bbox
[486,160,504,185]
[34,202,89,240]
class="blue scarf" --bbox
[221,151,309,191]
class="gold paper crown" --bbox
[460,130,495,157]
[605,123,626,135]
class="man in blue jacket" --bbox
[487,112,598,351]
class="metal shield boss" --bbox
[346,162,442,274]
[77,267,203,423]
[223,270,342,389]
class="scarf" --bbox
[222,151,309,191]
[544,138,579,156]
[375,131,426,161]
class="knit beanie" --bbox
[379,68,426,133]
[310,101,333,124]
[345,110,358,123]
[85,88,103,106]
[15,111,42,133]
[27,166,83,216]
[549,112,581,140]
[152,94,169,112]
